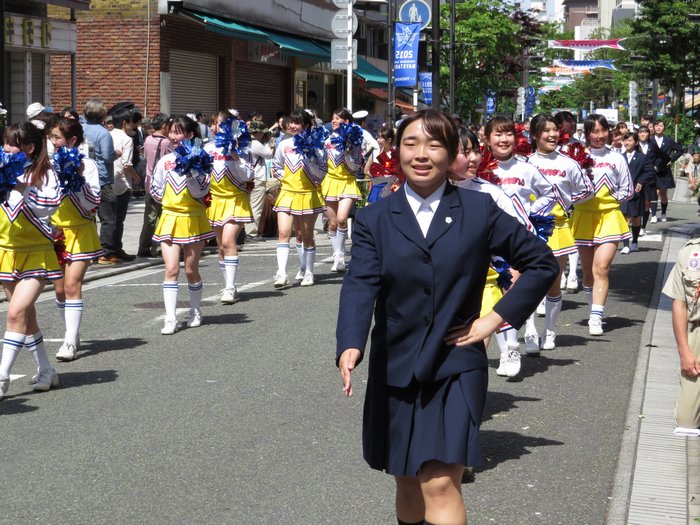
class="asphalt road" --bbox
[0,202,694,524]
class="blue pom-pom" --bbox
[529,214,556,242]
[53,146,86,194]
[330,122,364,152]
[492,257,513,290]
[175,139,213,178]
[214,118,252,156]
[293,125,330,159]
[0,151,27,202]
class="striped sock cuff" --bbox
[55,300,65,310]
[224,256,239,266]
[163,282,179,290]
[218,261,225,270]
[546,294,562,303]
[188,281,203,292]
[583,287,593,294]
[25,333,43,350]
[303,247,316,254]
[590,305,604,319]
[65,300,84,311]
[277,243,290,249]
[328,231,337,238]
[337,227,348,234]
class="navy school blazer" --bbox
[336,183,559,388]
[626,150,655,189]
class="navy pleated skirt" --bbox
[656,172,676,190]
[620,191,645,217]
[362,369,488,477]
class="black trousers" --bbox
[98,184,117,256]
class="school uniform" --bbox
[321,135,362,201]
[650,134,684,190]
[150,153,214,244]
[336,182,558,476]
[528,151,594,256]
[620,149,654,218]
[270,137,327,215]
[0,169,63,281]
[204,143,254,227]
[51,158,102,261]
[572,147,633,246]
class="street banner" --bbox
[394,22,421,87]
[548,39,626,51]
[486,90,496,116]
[419,72,433,105]
[525,86,536,119]
[554,59,618,71]
[540,66,589,76]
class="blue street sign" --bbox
[398,0,431,31]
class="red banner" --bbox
[548,39,626,51]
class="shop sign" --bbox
[247,42,289,67]
[4,15,76,53]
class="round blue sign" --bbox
[398,0,431,31]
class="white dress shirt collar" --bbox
[404,181,447,237]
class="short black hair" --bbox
[112,108,133,129]
[151,113,169,131]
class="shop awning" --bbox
[365,88,388,100]
[265,33,330,60]
[184,10,269,42]
[355,57,389,88]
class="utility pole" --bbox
[431,0,440,109]
[449,0,455,114]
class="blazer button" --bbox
[422,255,431,263]
[424,287,431,295]
[424,317,431,326]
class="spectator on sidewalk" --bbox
[82,99,117,263]
[138,113,170,257]
[109,108,140,262]
[662,238,700,430]
[246,120,273,239]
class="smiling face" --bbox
[487,128,515,161]
[450,137,482,181]
[586,120,609,149]
[638,128,649,142]
[623,135,638,152]
[653,121,665,136]
[169,126,193,149]
[399,119,450,198]
[331,113,348,131]
[535,121,559,154]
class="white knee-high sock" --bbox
[505,329,519,349]
[524,312,537,335]
[544,294,563,332]
[188,281,203,311]
[304,247,316,275]
[0,331,26,378]
[591,304,604,320]
[55,300,65,323]
[26,332,51,372]
[218,260,225,282]
[64,300,83,346]
[337,227,348,254]
[296,242,305,272]
[163,281,179,320]
[276,243,290,275]
[328,230,341,254]
[494,331,509,355]
[568,252,579,280]
[224,256,239,290]
[583,286,593,308]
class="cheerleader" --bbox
[0,123,62,398]
[527,114,594,350]
[48,118,102,361]
[450,126,534,378]
[572,114,633,336]
[619,132,654,254]
[481,116,557,355]
[205,110,254,305]
[151,116,214,335]
[365,126,401,203]
[270,110,327,287]
[322,108,363,272]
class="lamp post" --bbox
[449,0,455,114]
[431,0,440,109]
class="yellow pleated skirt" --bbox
[547,218,578,257]
[153,212,215,245]
[273,189,325,216]
[0,246,62,281]
[572,208,631,246]
[321,175,361,202]
[480,268,503,317]
[62,222,103,261]
[207,194,254,226]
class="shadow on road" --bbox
[483,391,542,422]
[78,337,148,358]
[0,397,40,415]
[201,312,251,326]
[477,429,565,471]
[487,355,581,382]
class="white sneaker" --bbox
[524,333,540,355]
[588,316,604,336]
[629,242,639,253]
[536,299,546,316]
[161,317,178,335]
[560,273,567,289]
[620,246,630,255]
[541,330,556,350]
[503,349,522,378]
[300,273,315,286]
[0,375,9,399]
[566,277,579,291]
[220,288,238,305]
[660,214,667,222]
[331,253,340,272]
[496,355,508,377]
[32,368,59,392]
[186,308,202,328]
[294,270,305,282]
[335,253,346,272]
[639,228,646,237]
[273,273,289,288]
[649,215,658,224]
[56,342,77,362]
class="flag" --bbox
[548,39,626,51]
[554,59,618,71]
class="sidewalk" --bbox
[608,180,700,525]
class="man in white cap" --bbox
[26,102,47,129]
[352,109,379,164]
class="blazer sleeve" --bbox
[638,153,656,187]
[335,207,382,366]
[487,198,559,328]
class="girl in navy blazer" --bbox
[620,132,654,254]
[336,110,558,525]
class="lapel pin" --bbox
[445,217,453,224]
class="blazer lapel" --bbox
[426,183,461,248]
[389,189,430,252]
